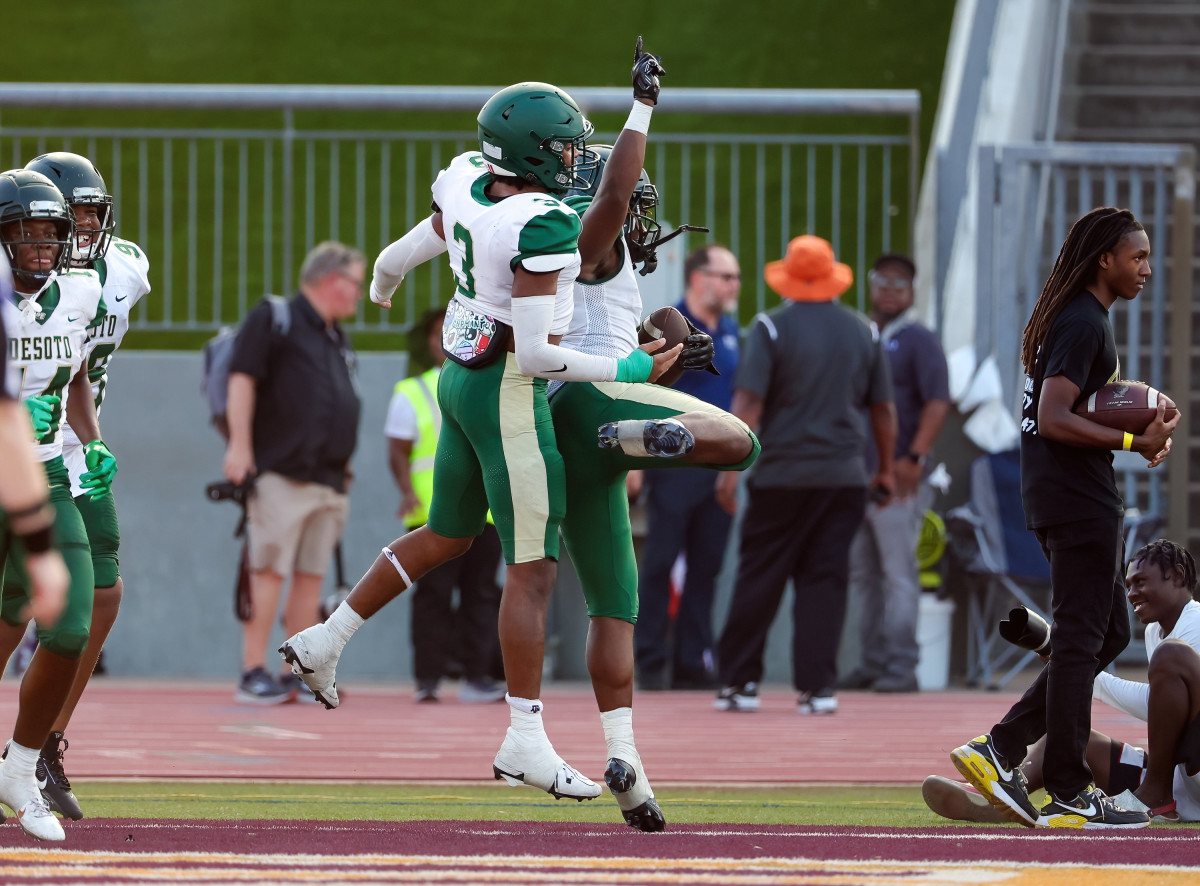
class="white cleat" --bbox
[605,753,665,832]
[279,624,341,710]
[0,762,65,842]
[492,728,601,801]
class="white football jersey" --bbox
[432,152,579,333]
[62,237,151,494]
[561,239,642,358]
[2,270,105,462]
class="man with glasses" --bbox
[841,253,949,693]
[634,244,744,690]
[223,241,362,704]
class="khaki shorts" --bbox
[246,472,349,577]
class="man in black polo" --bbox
[223,241,363,704]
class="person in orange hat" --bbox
[712,234,896,715]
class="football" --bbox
[1073,381,1178,434]
[636,306,690,386]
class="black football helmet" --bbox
[0,169,73,289]
[25,152,114,264]
[569,144,663,271]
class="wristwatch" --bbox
[905,450,926,466]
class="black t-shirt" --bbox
[0,306,8,400]
[229,293,360,493]
[1020,290,1123,528]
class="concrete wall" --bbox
[99,352,805,687]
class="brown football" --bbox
[1073,381,1178,434]
[636,306,690,387]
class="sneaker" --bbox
[458,679,506,704]
[713,682,760,712]
[598,419,695,458]
[872,673,919,693]
[1037,786,1149,829]
[950,734,1038,827]
[0,759,64,841]
[234,667,292,705]
[605,755,665,832]
[38,732,82,820]
[492,728,602,801]
[797,690,838,714]
[279,623,341,710]
[921,775,1006,824]
[414,680,440,703]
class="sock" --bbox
[3,741,38,779]
[600,707,640,765]
[327,601,365,648]
[507,694,546,737]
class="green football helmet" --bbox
[0,169,73,288]
[25,152,114,265]
[477,82,595,195]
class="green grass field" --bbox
[69,782,1200,829]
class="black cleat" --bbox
[597,419,695,458]
[39,732,83,821]
[604,757,665,832]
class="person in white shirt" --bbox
[925,538,1200,823]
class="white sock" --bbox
[507,694,546,736]
[3,741,38,779]
[600,707,639,764]
[327,601,365,648]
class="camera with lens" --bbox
[206,480,254,506]
[998,606,1051,655]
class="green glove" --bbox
[80,440,119,499]
[24,394,59,439]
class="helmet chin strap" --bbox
[633,224,709,276]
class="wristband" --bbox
[1122,431,1133,452]
[624,101,654,135]
[16,523,54,555]
[615,349,653,383]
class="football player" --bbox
[0,152,150,821]
[0,169,111,841]
[282,39,680,805]
[546,143,760,830]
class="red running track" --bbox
[0,679,1150,785]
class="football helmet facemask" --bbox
[25,152,114,265]
[477,82,596,195]
[0,169,73,289]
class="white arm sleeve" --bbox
[1093,670,1150,721]
[510,294,619,382]
[370,216,447,305]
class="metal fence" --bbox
[975,141,1196,543]
[0,84,920,336]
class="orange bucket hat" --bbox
[764,235,853,302]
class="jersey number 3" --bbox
[451,222,476,300]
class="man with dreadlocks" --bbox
[950,206,1178,830]
[926,538,1200,823]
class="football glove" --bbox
[679,317,720,375]
[80,440,119,499]
[24,394,59,439]
[632,36,666,105]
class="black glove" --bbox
[998,606,1051,654]
[632,36,666,105]
[679,316,720,374]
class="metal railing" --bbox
[0,83,920,335]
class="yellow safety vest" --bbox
[393,368,441,529]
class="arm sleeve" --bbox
[227,301,276,380]
[1092,670,1150,721]
[511,208,581,273]
[510,294,624,382]
[383,390,419,442]
[371,216,447,303]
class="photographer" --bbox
[223,241,362,704]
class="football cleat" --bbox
[492,728,601,801]
[713,682,760,712]
[797,690,838,714]
[38,733,82,820]
[950,734,1038,827]
[921,775,1006,824]
[605,755,665,832]
[0,759,64,841]
[1037,786,1149,829]
[279,624,342,710]
[597,419,695,458]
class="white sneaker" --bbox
[0,761,65,841]
[605,753,665,832]
[279,624,341,710]
[492,728,601,801]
